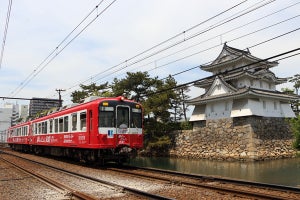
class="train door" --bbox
[89,110,93,144]
[116,105,130,146]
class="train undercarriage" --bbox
[9,144,137,165]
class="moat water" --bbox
[130,157,300,187]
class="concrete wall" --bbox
[170,116,296,161]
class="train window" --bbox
[34,123,37,135]
[49,119,53,133]
[132,109,142,128]
[80,112,86,131]
[59,117,64,132]
[41,122,45,134]
[64,116,69,132]
[89,111,93,130]
[54,118,59,133]
[38,123,42,134]
[44,121,48,134]
[99,106,114,127]
[72,113,77,131]
[117,106,129,128]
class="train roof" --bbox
[9,96,139,128]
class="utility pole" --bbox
[56,89,66,107]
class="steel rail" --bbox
[132,166,300,193]
[109,165,300,200]
[0,151,174,200]
[0,156,97,200]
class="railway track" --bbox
[0,156,68,199]
[2,148,300,199]
[0,151,174,200]
[107,165,300,200]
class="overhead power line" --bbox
[86,13,300,89]
[141,47,300,98]
[0,0,13,69]
[9,0,117,97]
[60,0,270,96]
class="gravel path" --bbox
[1,149,284,199]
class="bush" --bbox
[289,115,300,150]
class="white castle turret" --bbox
[170,44,298,161]
[188,43,297,122]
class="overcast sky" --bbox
[0,0,299,107]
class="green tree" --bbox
[289,74,300,95]
[281,87,295,95]
[111,71,157,103]
[289,115,300,150]
[288,74,300,115]
[175,85,191,122]
[71,82,110,103]
[145,75,177,123]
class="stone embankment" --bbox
[170,116,296,161]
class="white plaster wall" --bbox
[205,101,232,120]
[190,98,296,121]
[280,103,296,118]
[231,99,253,117]
[0,108,13,131]
[190,105,206,121]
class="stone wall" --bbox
[169,116,296,161]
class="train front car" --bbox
[97,96,143,163]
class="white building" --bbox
[19,105,29,121]
[187,44,298,122]
[0,103,28,143]
[0,104,13,143]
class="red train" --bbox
[7,96,143,163]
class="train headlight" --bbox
[118,96,125,101]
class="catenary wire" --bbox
[10,0,105,96]
[84,0,249,82]
[61,0,274,96]
[0,0,13,69]
[92,15,300,88]
[88,0,274,83]
[129,1,300,74]
[9,0,114,97]
[140,47,300,98]
[61,25,300,100]
[63,0,250,93]
[60,4,297,100]
[61,46,300,103]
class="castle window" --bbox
[274,102,277,110]
[225,102,229,111]
[260,81,263,88]
[211,104,214,112]
[263,101,266,109]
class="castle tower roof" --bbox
[200,43,278,73]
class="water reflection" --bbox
[130,157,300,187]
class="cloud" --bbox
[0,0,299,106]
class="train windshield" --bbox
[132,108,142,128]
[99,106,115,127]
[116,106,129,128]
[99,103,142,129]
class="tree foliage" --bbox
[288,74,300,95]
[71,82,110,103]
[111,71,157,103]
[289,115,300,150]
[70,71,192,154]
